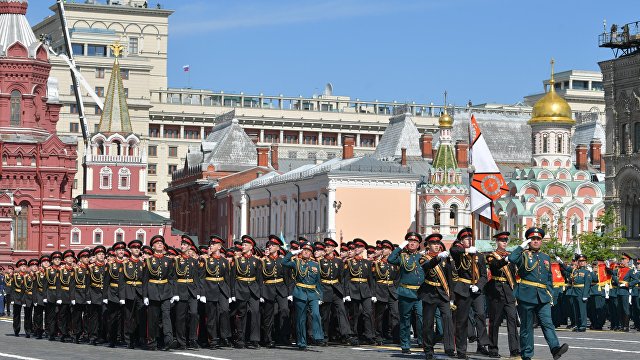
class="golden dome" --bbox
[529,59,574,125]
[439,111,453,128]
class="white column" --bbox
[337,132,343,146]
[200,126,205,139]
[259,129,265,143]
[279,130,284,143]
[356,133,361,147]
[159,124,165,138]
[180,125,184,139]
[327,185,336,240]
[374,135,379,146]
[298,130,303,145]
[240,191,248,235]
[318,132,323,145]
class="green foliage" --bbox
[577,207,627,260]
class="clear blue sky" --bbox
[26,0,639,106]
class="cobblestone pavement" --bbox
[0,317,638,360]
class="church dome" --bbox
[529,60,574,125]
[439,111,453,128]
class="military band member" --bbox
[569,254,591,332]
[87,246,107,345]
[260,234,290,347]
[343,238,375,345]
[119,240,145,349]
[143,235,177,351]
[202,235,233,349]
[318,237,352,344]
[372,239,399,345]
[231,234,262,349]
[71,249,90,343]
[588,260,609,330]
[33,255,49,339]
[613,252,637,332]
[174,235,203,350]
[508,227,569,360]
[388,232,425,354]
[282,241,324,350]
[485,231,519,358]
[418,234,454,359]
[11,259,32,337]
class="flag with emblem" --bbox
[469,114,508,229]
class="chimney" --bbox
[401,147,407,166]
[455,140,469,168]
[589,138,602,168]
[342,135,355,159]
[257,146,269,167]
[575,144,588,170]
[421,133,433,160]
[270,144,279,170]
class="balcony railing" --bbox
[88,154,144,163]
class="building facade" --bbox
[0,0,78,265]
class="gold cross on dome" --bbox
[110,41,124,58]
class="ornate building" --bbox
[71,42,173,249]
[0,0,77,265]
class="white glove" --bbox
[287,295,293,302]
[231,296,236,302]
[57,300,63,305]
[555,256,563,264]
[10,301,14,306]
[143,297,149,306]
[71,300,76,305]
[620,282,628,288]
[196,295,200,301]
[470,285,479,293]
[466,246,477,254]
[582,297,588,302]
[228,298,233,304]
[399,241,409,249]
[438,251,449,259]
[43,299,47,304]
[200,296,206,303]
[318,300,323,305]
[449,301,454,307]
[259,297,265,303]
[371,297,377,303]
[291,249,302,255]
[605,260,611,268]
[119,299,125,305]
[343,296,352,302]
[171,295,180,303]
[519,239,531,249]
[630,295,633,305]
[86,300,91,305]
[587,265,593,272]
[102,299,108,304]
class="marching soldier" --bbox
[71,249,91,343]
[508,227,569,360]
[45,251,62,341]
[87,246,107,345]
[119,239,145,349]
[32,255,49,339]
[449,227,485,359]
[550,260,566,328]
[201,235,233,349]
[372,239,399,345]
[174,235,203,350]
[343,238,376,345]
[318,237,352,345]
[388,232,425,354]
[485,231,519,358]
[143,235,177,351]
[613,252,637,332]
[56,250,76,343]
[589,259,609,330]
[419,234,455,359]
[569,254,591,332]
[10,259,32,337]
[260,234,290,347]
[231,234,262,349]
[103,242,126,347]
[5,265,14,317]
[282,241,324,350]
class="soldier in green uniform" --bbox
[120,240,145,349]
[588,259,609,330]
[260,234,290,348]
[387,232,424,354]
[613,252,638,332]
[343,238,376,345]
[569,254,591,332]
[32,255,49,339]
[508,227,569,360]
[71,249,90,343]
[10,259,31,337]
[282,241,324,350]
[372,239,399,345]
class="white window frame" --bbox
[114,228,125,243]
[118,167,131,190]
[93,228,103,245]
[71,227,81,244]
[136,229,146,244]
[100,167,113,189]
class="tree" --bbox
[577,207,627,260]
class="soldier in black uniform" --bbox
[33,255,49,339]
[449,227,481,359]
[143,235,177,351]
[201,235,233,349]
[57,250,76,343]
[45,251,62,341]
[231,234,263,349]
[174,235,203,350]
[318,238,352,344]
[10,259,32,337]
[119,239,145,349]
[87,246,107,345]
[372,239,399,345]
[260,234,290,347]
[419,234,455,359]
[71,249,91,344]
[485,231,519,358]
[343,238,375,344]
[103,242,126,348]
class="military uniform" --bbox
[231,235,262,348]
[71,250,90,343]
[318,238,351,343]
[568,255,591,331]
[588,262,609,330]
[613,253,638,332]
[259,235,290,347]
[372,240,399,345]
[103,243,126,347]
[387,232,424,353]
[174,235,203,350]
[419,234,455,359]
[119,240,145,348]
[485,232,519,357]
[32,256,49,339]
[11,259,33,337]
[508,227,568,360]
[201,235,233,348]
[56,251,75,342]
[87,246,107,344]
[343,238,375,344]
[282,242,324,350]
[45,252,61,341]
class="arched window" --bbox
[571,217,579,238]
[557,134,563,153]
[450,204,458,226]
[96,140,105,155]
[542,133,548,153]
[118,167,131,190]
[100,167,112,189]
[93,228,103,244]
[136,229,146,244]
[623,124,631,154]
[433,204,441,226]
[71,228,81,244]
[114,228,125,242]
[10,90,21,126]
[13,201,29,250]
[113,140,122,156]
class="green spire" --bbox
[97,42,132,134]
